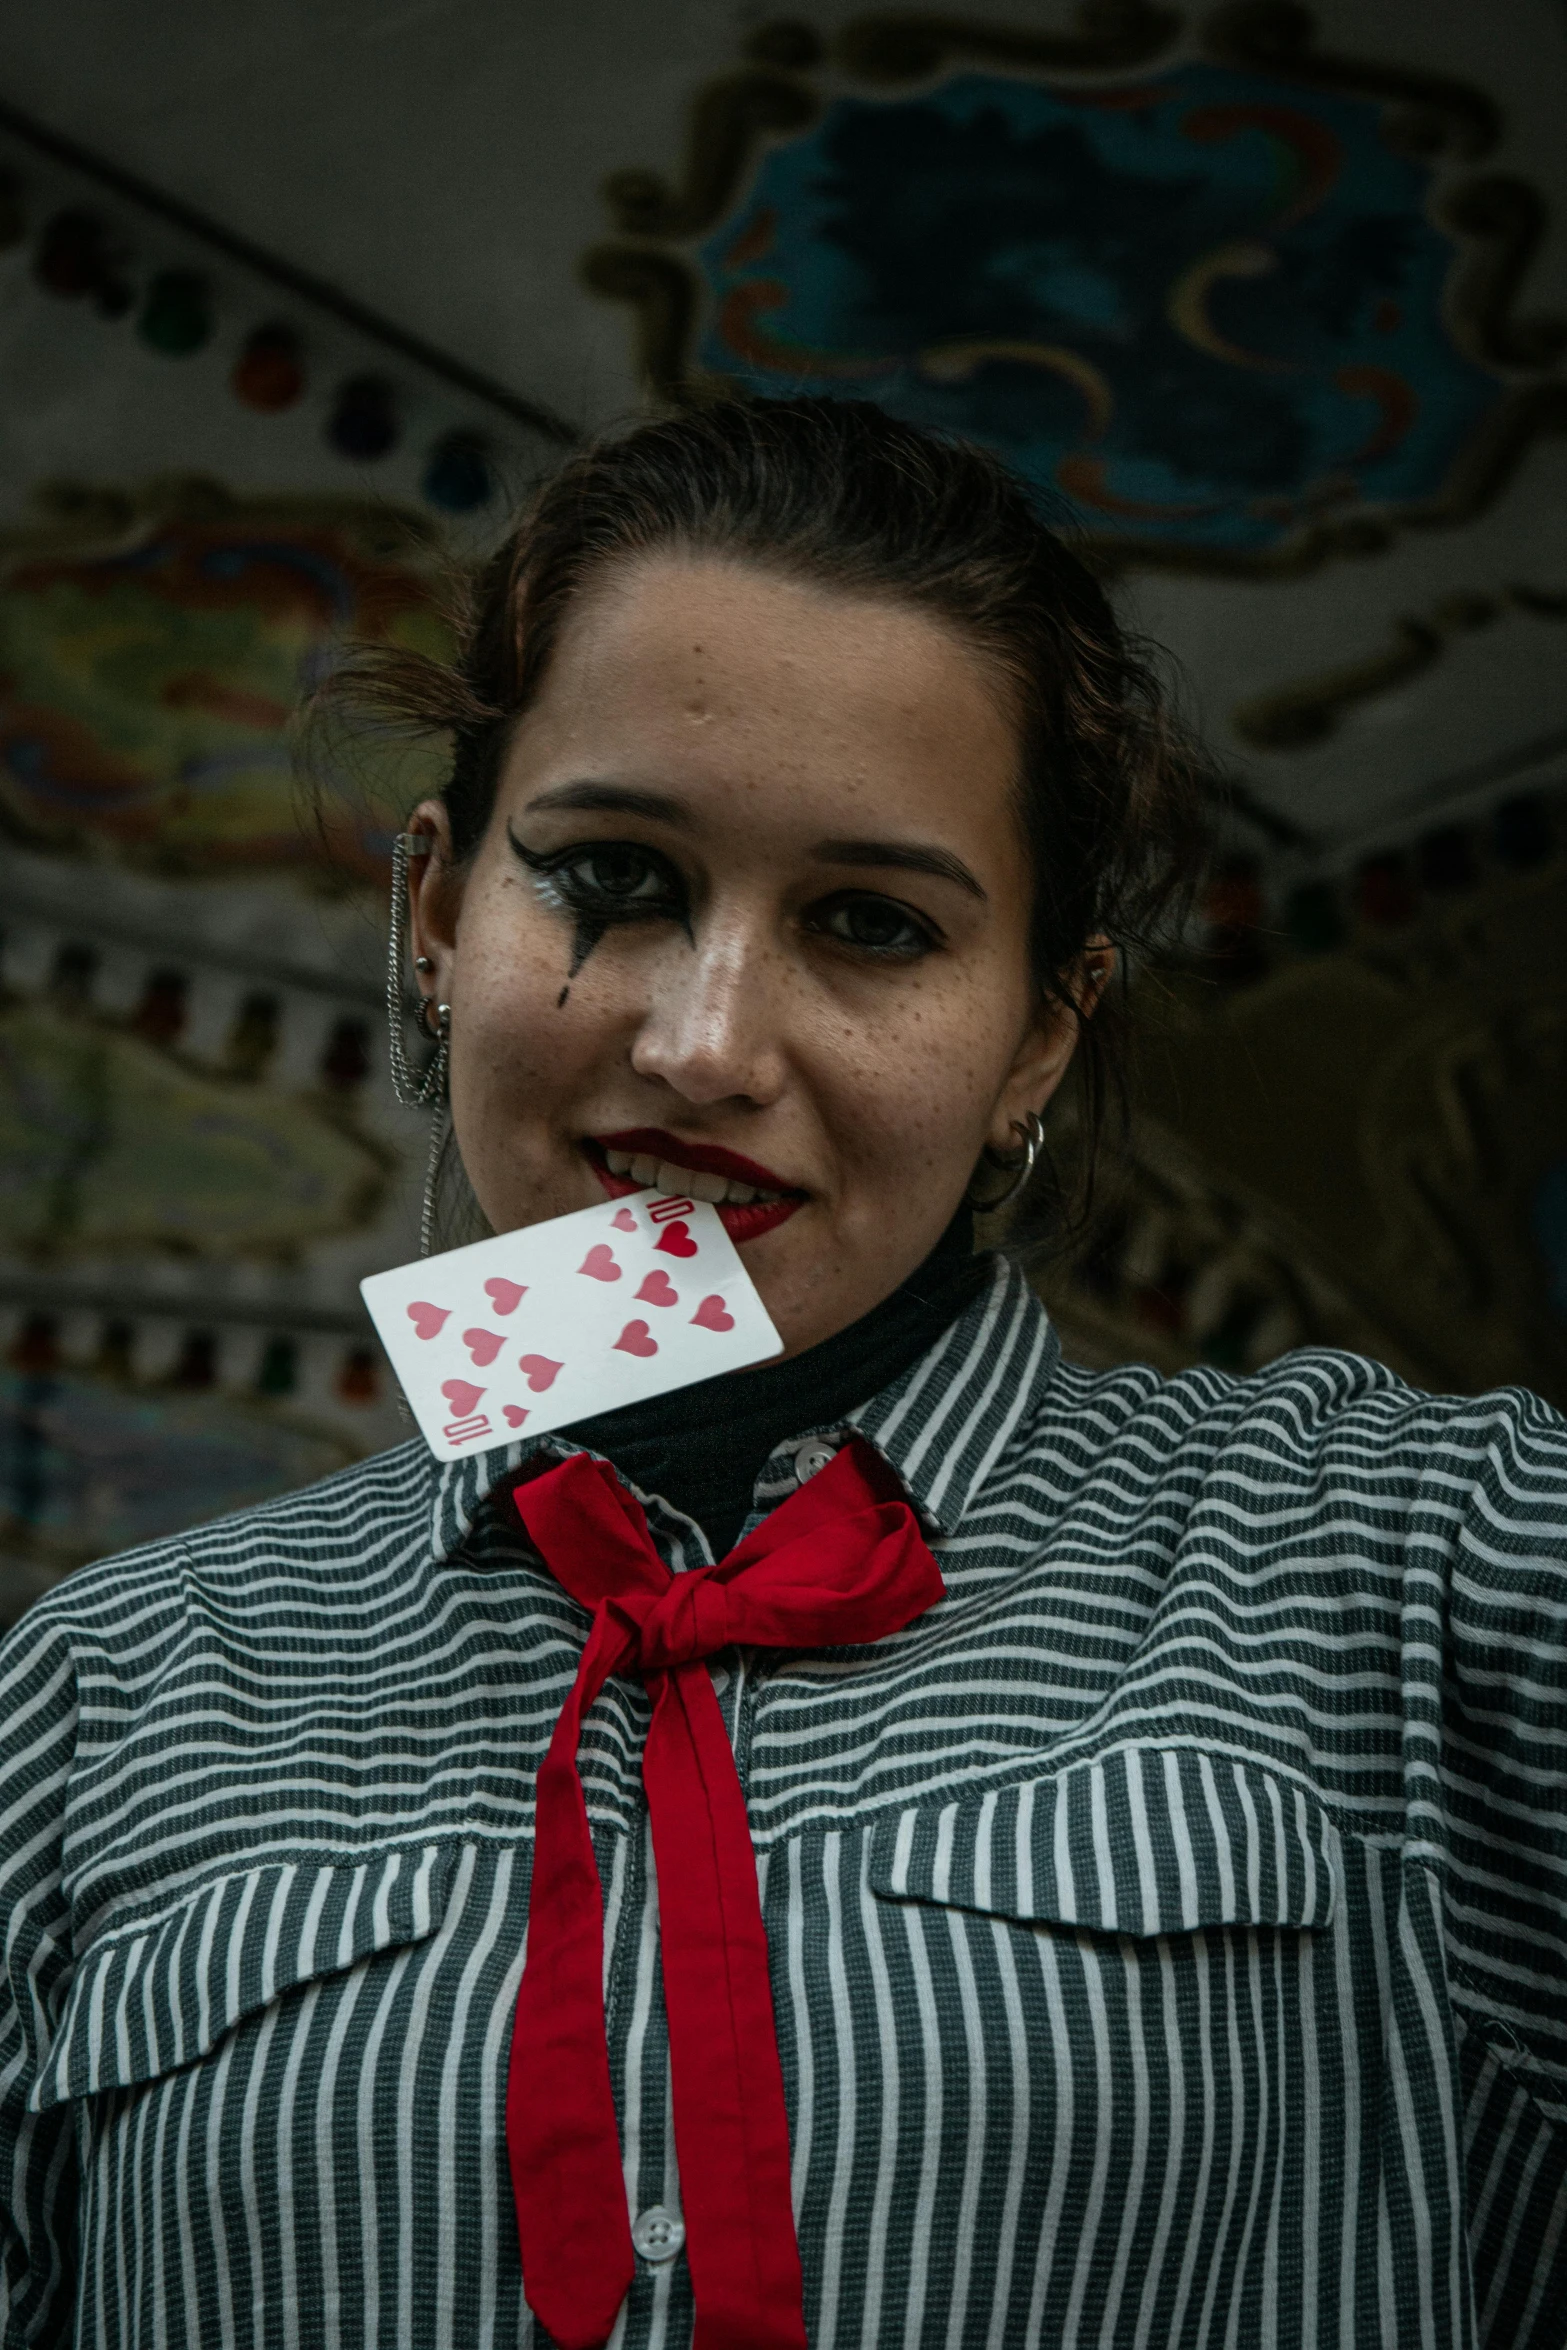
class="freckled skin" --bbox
[408,555,1094,1360]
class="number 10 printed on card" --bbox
[361,1193,784,1461]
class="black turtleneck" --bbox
[561,1209,990,1558]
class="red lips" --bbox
[708,1196,800,1244]
[584,1130,805,1244]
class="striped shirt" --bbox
[3,1256,1567,2349]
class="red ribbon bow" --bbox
[505,1436,945,2350]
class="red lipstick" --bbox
[585,1128,805,1244]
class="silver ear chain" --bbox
[968,1109,1046,1213]
[386,832,447,1109]
[418,1096,449,1259]
[387,831,452,1257]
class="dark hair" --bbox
[318,395,1213,1223]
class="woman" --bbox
[2,399,1564,2350]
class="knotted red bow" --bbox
[505,1436,945,2350]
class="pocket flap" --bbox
[32,1843,456,2111]
[869,1745,1339,1936]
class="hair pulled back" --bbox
[324,395,1213,1216]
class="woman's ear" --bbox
[405,801,462,989]
[986,939,1115,1154]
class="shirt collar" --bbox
[847,1255,1057,1535]
[419,1252,1057,1564]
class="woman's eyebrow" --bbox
[518,790,986,899]
[812,838,987,899]
[524,781,693,826]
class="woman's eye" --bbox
[811,893,938,960]
[513,831,685,918]
[561,845,670,902]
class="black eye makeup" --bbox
[509,827,691,975]
[510,829,686,914]
[509,824,945,973]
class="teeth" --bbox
[674,1164,728,1204]
[604,1146,788,1207]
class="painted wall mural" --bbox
[1030,797,1567,1408]
[703,64,1501,560]
[580,4,1567,1416]
[0,482,449,875]
[0,486,457,1618]
[0,909,415,1619]
[0,94,527,1619]
[0,500,432,1617]
[588,5,1567,573]
[3,0,1566,1622]
[0,998,390,1259]
[1,1355,355,1596]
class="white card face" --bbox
[360,1191,784,1462]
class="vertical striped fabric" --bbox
[3,1255,1566,2348]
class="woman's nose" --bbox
[628,925,788,1108]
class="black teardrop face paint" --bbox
[567,915,610,979]
[508,822,690,997]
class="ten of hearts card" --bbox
[361,1191,784,1462]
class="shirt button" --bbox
[631,2205,686,2264]
[793,1438,838,1486]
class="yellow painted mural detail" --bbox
[0,490,452,877]
[0,1005,389,1257]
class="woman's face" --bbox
[409,555,1085,1359]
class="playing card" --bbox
[360,1191,785,1462]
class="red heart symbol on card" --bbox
[407,1301,449,1340]
[654,1220,698,1259]
[503,1403,530,1428]
[484,1278,527,1316]
[635,1269,679,1307]
[613,1320,658,1358]
[441,1378,485,1416]
[578,1244,621,1282]
[611,1207,638,1232]
[518,1354,562,1393]
[463,1328,504,1367]
[691,1294,735,1332]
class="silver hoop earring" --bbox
[968,1109,1045,1213]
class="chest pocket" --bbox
[31,1842,457,2112]
[868,1742,1340,1936]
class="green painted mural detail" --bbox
[0,1005,388,1257]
